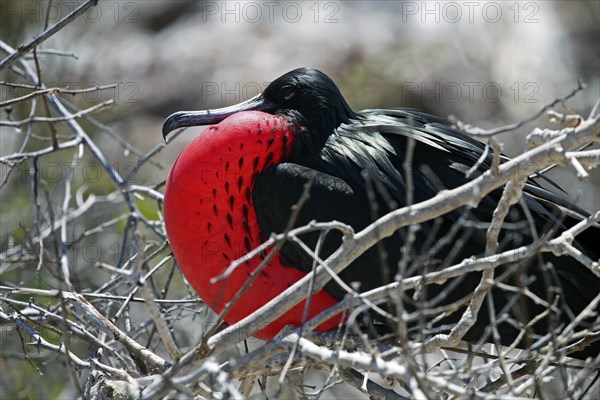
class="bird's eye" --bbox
[280,85,296,101]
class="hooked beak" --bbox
[162,94,278,140]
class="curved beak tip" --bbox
[162,122,173,141]
[162,112,183,141]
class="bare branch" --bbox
[450,80,586,137]
[0,1,99,71]
[67,293,170,373]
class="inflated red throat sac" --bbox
[164,111,341,340]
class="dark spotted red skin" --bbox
[164,111,341,340]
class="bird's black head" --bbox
[162,68,357,143]
[261,68,357,136]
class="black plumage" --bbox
[165,68,600,359]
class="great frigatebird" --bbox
[162,68,599,359]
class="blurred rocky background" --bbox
[3,1,599,208]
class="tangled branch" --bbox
[1,8,599,398]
